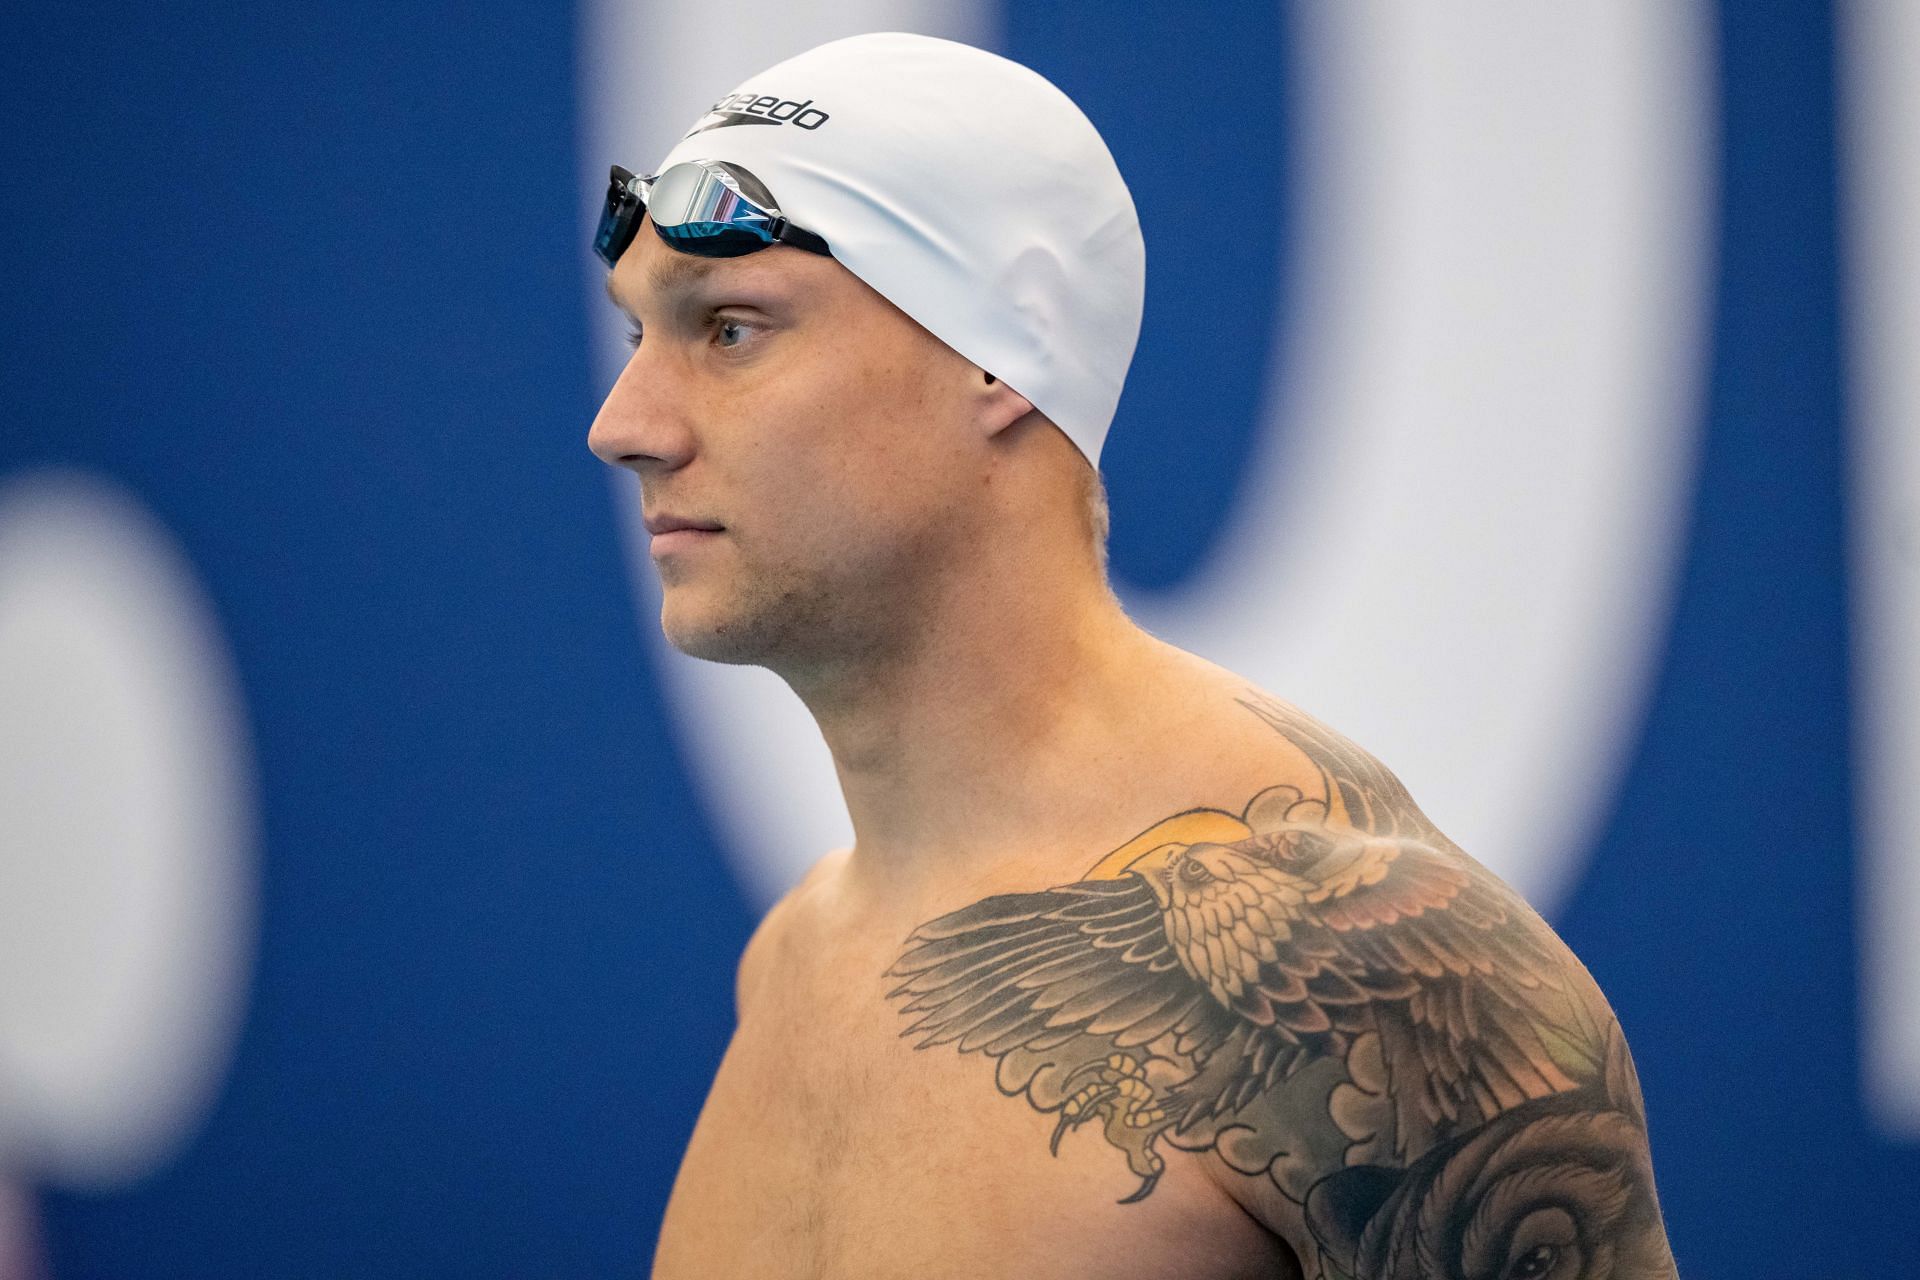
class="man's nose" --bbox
[587,345,694,471]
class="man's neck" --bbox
[785,567,1190,892]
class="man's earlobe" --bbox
[968,365,1034,441]
[982,383,1036,440]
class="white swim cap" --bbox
[649,32,1145,467]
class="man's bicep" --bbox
[1209,932,1678,1279]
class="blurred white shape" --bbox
[0,471,255,1186]
[579,0,994,903]
[583,2,1711,914]
[1842,0,1920,1136]
[1131,0,1714,911]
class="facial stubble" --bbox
[658,510,964,679]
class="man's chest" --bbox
[649,933,1294,1279]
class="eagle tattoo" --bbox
[886,694,1610,1209]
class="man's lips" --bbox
[644,513,725,557]
[643,513,725,536]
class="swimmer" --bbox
[589,32,1678,1280]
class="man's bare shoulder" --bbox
[733,844,852,1012]
[884,683,1680,1279]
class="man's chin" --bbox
[655,572,843,672]
[657,595,777,668]
[659,616,751,666]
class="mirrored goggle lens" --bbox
[595,160,818,264]
[649,164,772,230]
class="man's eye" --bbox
[716,319,749,348]
[624,322,643,351]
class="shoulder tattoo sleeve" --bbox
[885,691,1677,1279]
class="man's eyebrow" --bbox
[602,254,723,318]
[646,251,721,298]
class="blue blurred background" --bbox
[1,1,1915,1275]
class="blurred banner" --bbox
[0,0,1913,1275]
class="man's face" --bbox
[590,218,992,671]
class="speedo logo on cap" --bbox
[685,90,830,135]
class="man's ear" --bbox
[974,369,1036,440]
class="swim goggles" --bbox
[593,159,833,265]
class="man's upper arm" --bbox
[1246,883,1679,1279]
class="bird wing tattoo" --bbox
[886,692,1645,1272]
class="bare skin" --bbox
[592,222,1676,1278]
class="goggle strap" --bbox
[768,217,831,257]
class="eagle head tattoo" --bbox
[887,698,1611,1208]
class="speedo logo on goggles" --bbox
[686,91,830,135]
